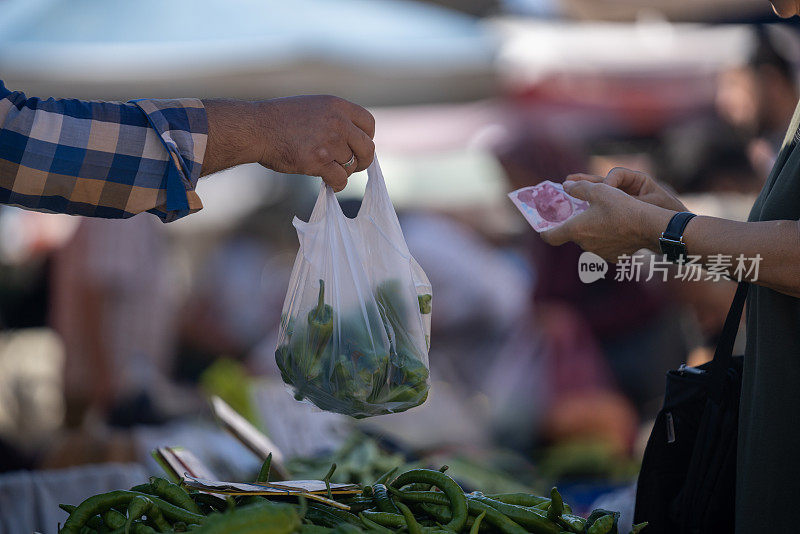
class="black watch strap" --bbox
[662,211,696,241]
[659,211,696,262]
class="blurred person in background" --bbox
[540,3,800,530]
[51,216,176,427]
[716,26,799,179]
[750,27,798,148]
[176,203,300,384]
[658,119,763,196]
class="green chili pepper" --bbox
[389,469,468,532]
[469,511,486,534]
[61,490,205,534]
[128,484,155,495]
[190,492,230,514]
[58,505,104,532]
[103,509,127,530]
[109,523,159,534]
[468,495,560,534]
[397,502,422,534]
[420,502,447,520]
[404,465,448,492]
[484,494,550,507]
[323,463,338,499]
[587,514,614,534]
[359,513,396,534]
[546,488,563,523]
[329,524,364,534]
[148,477,201,515]
[556,514,587,533]
[344,500,375,515]
[278,278,430,417]
[302,503,361,527]
[629,522,648,533]
[360,511,406,529]
[305,279,334,371]
[393,489,560,534]
[418,295,432,315]
[192,502,301,534]
[275,344,293,384]
[463,500,529,534]
[125,495,171,533]
[373,484,400,514]
[586,509,619,533]
[257,452,273,484]
[374,467,398,486]
[125,496,150,533]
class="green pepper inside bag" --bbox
[275,158,433,418]
[275,278,430,418]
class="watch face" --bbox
[659,238,686,262]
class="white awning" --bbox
[0,0,497,105]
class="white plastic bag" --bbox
[275,157,432,418]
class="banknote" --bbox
[508,181,589,232]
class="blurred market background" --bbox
[0,0,797,531]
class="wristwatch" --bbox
[659,211,696,262]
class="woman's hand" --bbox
[567,167,688,212]
[540,180,673,262]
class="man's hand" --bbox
[567,167,687,212]
[202,95,375,192]
[540,180,673,262]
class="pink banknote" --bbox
[508,181,589,232]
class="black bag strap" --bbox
[709,281,748,399]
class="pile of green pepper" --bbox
[58,468,645,534]
[275,279,432,418]
[58,476,300,534]
[285,431,411,487]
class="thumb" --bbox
[604,167,646,193]
[539,220,571,246]
[563,180,595,202]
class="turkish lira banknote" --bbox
[508,180,589,232]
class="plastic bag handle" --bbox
[359,157,389,215]
[295,155,404,243]
[357,156,404,228]
[295,168,349,233]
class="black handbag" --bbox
[634,282,747,534]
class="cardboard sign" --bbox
[182,476,360,510]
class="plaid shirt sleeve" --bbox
[0,80,207,222]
